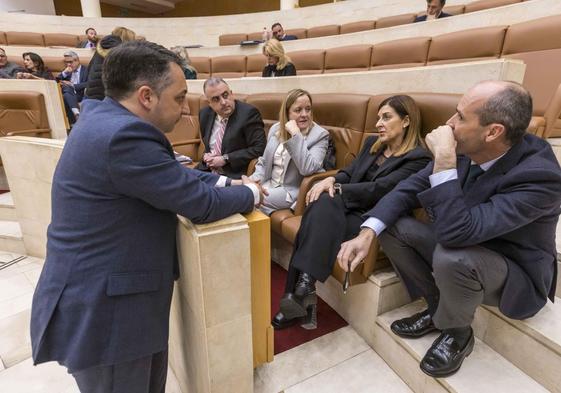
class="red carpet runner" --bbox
[271,262,348,355]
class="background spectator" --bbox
[0,47,23,79]
[56,51,88,124]
[16,52,53,80]
[262,39,296,77]
[271,23,298,41]
[415,0,451,22]
[78,27,97,49]
[170,46,198,80]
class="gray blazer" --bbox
[251,122,329,201]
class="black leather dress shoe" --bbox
[272,311,300,330]
[420,328,474,378]
[390,309,438,338]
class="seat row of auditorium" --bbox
[218,0,526,46]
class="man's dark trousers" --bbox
[71,349,168,393]
[379,216,508,328]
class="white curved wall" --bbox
[0,0,464,47]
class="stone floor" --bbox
[0,252,410,393]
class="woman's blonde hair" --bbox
[370,95,424,156]
[111,26,136,42]
[277,89,313,142]
[263,39,291,71]
[170,46,197,72]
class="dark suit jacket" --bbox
[30,97,255,372]
[262,62,297,77]
[280,34,298,41]
[367,134,561,319]
[196,100,266,178]
[414,12,452,22]
[334,136,430,212]
[56,65,89,101]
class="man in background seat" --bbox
[415,0,451,22]
[0,47,23,79]
[196,77,266,178]
[338,80,561,378]
[56,51,88,124]
[78,27,98,49]
[271,23,298,41]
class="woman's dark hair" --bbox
[22,52,45,73]
[370,95,423,156]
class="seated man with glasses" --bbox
[56,51,89,124]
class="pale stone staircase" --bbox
[0,193,25,254]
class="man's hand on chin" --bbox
[425,125,457,173]
[337,228,376,273]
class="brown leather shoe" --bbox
[390,309,438,338]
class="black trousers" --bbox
[285,193,364,292]
[71,348,168,393]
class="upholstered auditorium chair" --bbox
[370,37,431,70]
[427,25,507,65]
[190,56,210,79]
[210,55,247,78]
[375,13,417,29]
[5,31,45,47]
[245,93,285,133]
[246,53,267,77]
[306,24,340,39]
[340,20,376,35]
[464,0,522,13]
[43,33,80,48]
[324,45,372,74]
[285,50,325,75]
[284,28,307,39]
[0,32,7,45]
[0,91,52,138]
[218,33,248,46]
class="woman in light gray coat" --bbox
[249,89,329,215]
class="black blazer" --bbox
[56,65,89,101]
[414,12,452,22]
[262,62,297,77]
[334,136,431,212]
[368,134,561,319]
[196,100,266,178]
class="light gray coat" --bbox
[251,122,329,202]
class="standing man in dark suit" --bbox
[56,51,89,124]
[415,0,451,22]
[338,80,561,377]
[196,77,266,178]
[31,40,262,393]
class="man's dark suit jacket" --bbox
[30,97,255,373]
[279,34,298,41]
[55,65,89,101]
[414,12,452,22]
[368,134,561,320]
[196,100,266,178]
[334,136,431,212]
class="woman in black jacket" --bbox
[262,39,296,77]
[272,95,431,330]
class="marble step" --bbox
[0,221,25,255]
[374,302,549,393]
[474,301,561,393]
[0,358,78,393]
[0,192,16,221]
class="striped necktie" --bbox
[212,118,228,156]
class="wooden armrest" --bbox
[292,170,338,216]
[246,158,257,176]
[5,128,51,136]
[172,138,201,147]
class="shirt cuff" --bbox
[243,183,260,206]
[215,176,228,187]
[429,168,458,188]
[360,217,387,237]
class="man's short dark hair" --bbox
[271,22,283,30]
[476,82,533,146]
[85,27,96,34]
[427,0,446,5]
[103,40,183,101]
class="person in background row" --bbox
[86,27,136,100]
[273,95,430,330]
[78,27,98,49]
[415,0,451,22]
[56,51,89,124]
[0,47,23,79]
[271,22,298,41]
[170,46,198,80]
[16,52,54,80]
[262,39,296,78]
[196,78,267,179]
[244,89,329,215]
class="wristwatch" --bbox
[222,154,229,163]
[334,183,342,195]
